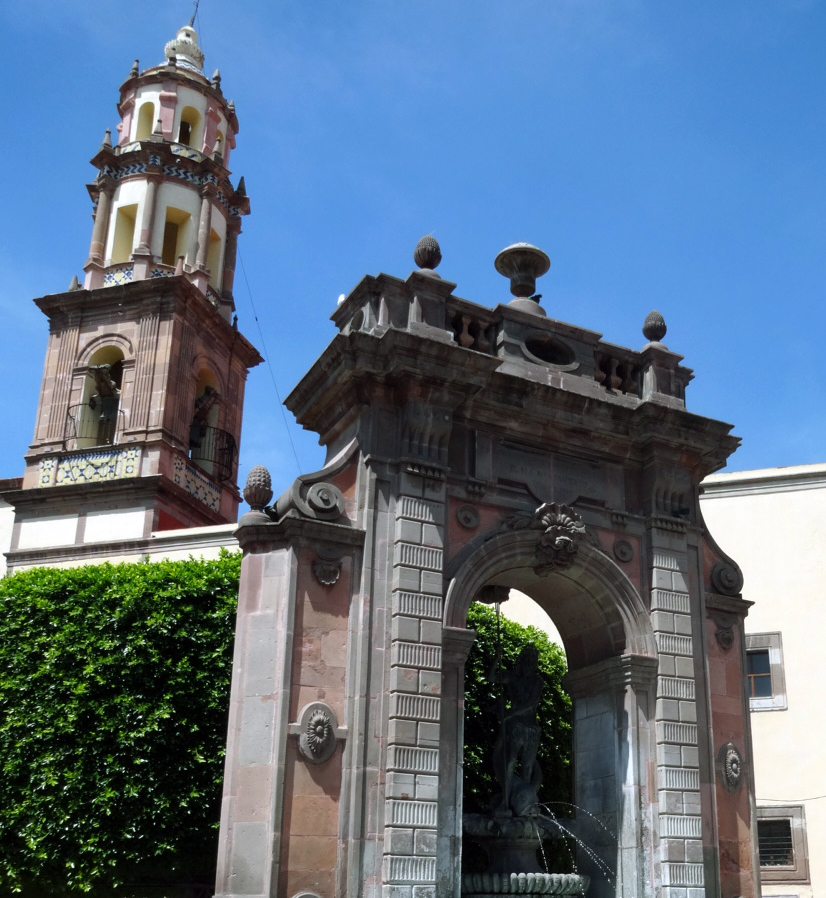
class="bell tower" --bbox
[7,25,262,568]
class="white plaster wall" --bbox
[0,498,16,576]
[17,514,78,550]
[84,507,148,543]
[701,464,826,898]
[9,523,238,572]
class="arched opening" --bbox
[161,207,191,267]
[440,529,658,898]
[70,346,125,449]
[188,370,236,482]
[461,596,573,877]
[135,102,155,141]
[111,204,138,264]
[177,106,202,149]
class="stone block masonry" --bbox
[383,476,446,898]
[650,545,704,898]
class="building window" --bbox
[745,632,787,711]
[758,818,793,866]
[756,806,809,883]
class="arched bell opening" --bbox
[439,529,658,898]
[70,345,126,450]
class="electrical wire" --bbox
[237,249,303,474]
[757,795,826,803]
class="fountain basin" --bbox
[462,871,590,895]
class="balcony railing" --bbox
[189,424,237,484]
[64,402,125,451]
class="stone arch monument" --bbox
[213,240,759,898]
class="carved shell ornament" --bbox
[498,503,595,575]
[536,505,586,572]
[305,710,333,757]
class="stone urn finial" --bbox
[243,465,273,512]
[414,235,442,273]
[495,243,550,316]
[643,309,667,344]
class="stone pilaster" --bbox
[383,472,446,898]
[649,533,705,898]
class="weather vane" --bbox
[189,0,200,27]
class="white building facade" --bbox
[701,464,825,898]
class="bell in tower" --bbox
[5,25,262,571]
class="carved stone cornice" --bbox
[234,512,365,554]
[704,593,753,616]
[565,654,659,698]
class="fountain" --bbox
[462,643,590,897]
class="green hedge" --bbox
[0,553,241,896]
[0,558,571,894]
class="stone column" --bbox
[220,224,240,317]
[193,188,214,294]
[132,175,161,280]
[84,177,115,288]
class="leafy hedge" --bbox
[0,557,571,894]
[0,553,241,896]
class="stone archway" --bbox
[438,527,658,898]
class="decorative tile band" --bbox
[394,592,442,620]
[398,496,442,523]
[41,446,141,487]
[383,856,436,883]
[661,863,704,887]
[651,590,690,614]
[658,677,696,700]
[659,723,698,745]
[386,800,437,827]
[390,694,440,722]
[660,767,700,790]
[387,746,439,773]
[656,634,693,656]
[173,455,221,512]
[397,543,442,571]
[103,265,134,286]
[660,815,702,838]
[393,642,441,671]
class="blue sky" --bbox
[2,1,825,496]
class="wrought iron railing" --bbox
[189,424,237,484]
[64,402,125,450]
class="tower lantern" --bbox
[83,24,247,319]
[5,25,262,571]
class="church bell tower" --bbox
[7,25,262,566]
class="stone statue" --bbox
[489,643,544,816]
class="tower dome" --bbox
[164,25,205,72]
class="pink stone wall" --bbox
[706,617,756,898]
[279,544,351,897]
